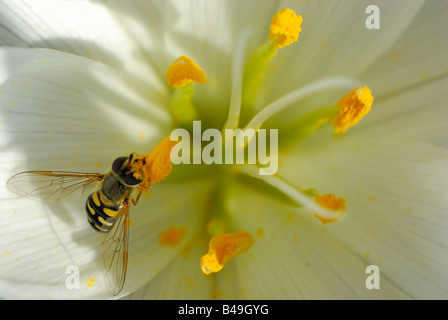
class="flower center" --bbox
[156,7,374,276]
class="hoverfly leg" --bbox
[131,190,142,206]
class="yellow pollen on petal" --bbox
[86,277,95,287]
[212,290,223,298]
[166,55,207,88]
[200,232,254,275]
[313,193,346,224]
[269,8,303,49]
[131,136,179,191]
[332,86,374,134]
[159,226,188,246]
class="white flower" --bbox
[0,0,447,300]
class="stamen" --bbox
[166,55,207,88]
[240,37,280,118]
[168,83,197,128]
[280,105,340,145]
[207,218,227,237]
[331,86,373,134]
[166,56,207,127]
[240,165,346,223]
[223,28,252,130]
[313,194,346,224]
[131,136,179,191]
[200,231,254,275]
[242,77,359,142]
[241,8,303,121]
[280,86,374,145]
[269,8,303,48]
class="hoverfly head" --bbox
[111,155,142,187]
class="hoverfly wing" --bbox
[100,201,130,296]
[7,171,104,202]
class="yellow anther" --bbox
[166,55,207,88]
[159,226,188,246]
[200,232,254,275]
[313,193,346,224]
[142,137,178,184]
[131,136,179,191]
[332,86,373,134]
[269,8,303,48]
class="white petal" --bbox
[117,178,214,298]
[362,1,448,99]
[278,135,448,298]
[0,0,162,85]
[258,0,424,104]
[357,2,448,147]
[0,47,174,298]
[124,236,213,300]
[0,0,278,127]
[163,0,279,128]
[354,76,448,147]
[224,179,411,299]
[0,48,170,171]
[0,178,213,299]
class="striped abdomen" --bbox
[86,191,121,233]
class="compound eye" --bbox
[121,173,142,186]
[111,157,128,175]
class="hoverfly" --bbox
[7,153,144,296]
